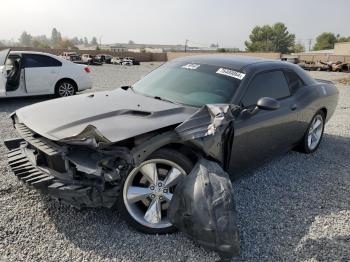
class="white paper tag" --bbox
[182,64,200,70]
[216,68,245,80]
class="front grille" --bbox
[15,123,66,172]
[15,123,62,156]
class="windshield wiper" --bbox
[121,85,135,92]
[153,96,180,105]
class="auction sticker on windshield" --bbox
[182,64,201,70]
[216,68,246,80]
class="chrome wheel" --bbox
[123,159,186,229]
[58,82,75,97]
[307,114,324,150]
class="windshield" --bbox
[133,62,242,107]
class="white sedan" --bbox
[0,49,92,98]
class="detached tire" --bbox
[118,148,193,234]
[296,111,325,154]
[55,80,77,97]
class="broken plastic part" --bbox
[168,158,240,260]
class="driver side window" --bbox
[242,71,291,106]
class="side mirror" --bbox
[256,97,280,111]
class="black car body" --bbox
[4,55,338,255]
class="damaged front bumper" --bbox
[6,142,121,209]
[4,123,129,209]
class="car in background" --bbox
[121,58,133,66]
[111,57,122,65]
[124,57,140,65]
[0,49,92,98]
[95,54,112,64]
[60,52,81,62]
[81,54,94,64]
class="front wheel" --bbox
[118,148,193,234]
[296,111,325,154]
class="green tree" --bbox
[91,37,98,45]
[51,28,62,48]
[19,31,32,46]
[58,39,78,50]
[293,43,305,53]
[337,36,350,42]
[84,37,89,45]
[245,22,295,53]
[313,32,337,50]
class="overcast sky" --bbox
[1,0,349,49]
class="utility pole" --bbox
[99,35,103,48]
[307,38,312,52]
[184,39,189,53]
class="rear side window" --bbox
[242,71,290,106]
[24,54,62,68]
[284,70,304,93]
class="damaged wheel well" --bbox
[159,143,203,165]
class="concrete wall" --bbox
[0,47,167,62]
[296,53,350,63]
[334,42,350,56]
[166,52,281,61]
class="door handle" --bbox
[290,104,297,111]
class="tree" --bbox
[336,36,350,43]
[51,28,62,47]
[128,40,135,44]
[210,43,219,48]
[313,32,337,50]
[71,37,80,45]
[0,41,4,47]
[293,43,305,53]
[32,35,51,49]
[245,22,295,53]
[90,37,98,45]
[84,37,89,45]
[19,31,32,46]
[57,39,78,50]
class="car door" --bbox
[228,70,300,176]
[0,48,11,96]
[23,54,62,94]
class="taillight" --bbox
[84,67,91,73]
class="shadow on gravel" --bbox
[0,96,54,113]
[40,133,349,261]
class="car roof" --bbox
[171,55,282,71]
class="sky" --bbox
[0,0,349,49]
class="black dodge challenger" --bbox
[5,55,338,241]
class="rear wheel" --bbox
[118,148,193,234]
[297,111,325,153]
[55,80,76,97]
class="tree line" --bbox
[213,23,350,54]
[244,23,350,53]
[0,28,99,50]
[1,24,349,53]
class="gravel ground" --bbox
[0,63,349,261]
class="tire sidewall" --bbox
[303,111,325,153]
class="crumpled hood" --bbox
[15,89,197,142]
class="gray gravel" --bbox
[0,63,349,261]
